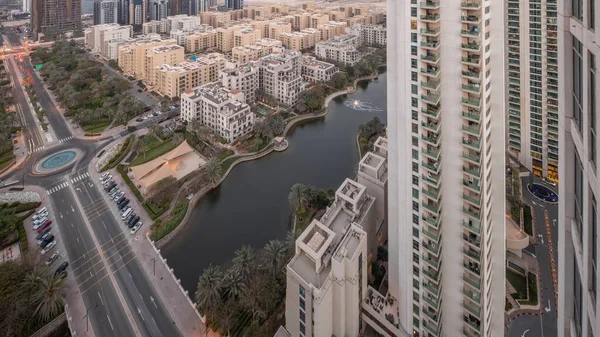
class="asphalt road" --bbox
[508,175,558,337]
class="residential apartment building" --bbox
[231,38,282,64]
[220,61,259,103]
[280,30,320,51]
[293,12,311,30]
[284,178,369,337]
[234,27,260,47]
[117,37,177,79]
[268,21,292,40]
[259,49,301,106]
[310,13,329,28]
[153,52,225,98]
[300,56,338,83]
[317,22,347,41]
[31,0,82,41]
[557,0,600,335]
[168,14,201,30]
[180,83,254,142]
[84,23,132,58]
[93,0,119,25]
[145,44,185,82]
[185,29,218,52]
[373,0,507,336]
[226,0,242,10]
[350,24,387,46]
[505,0,559,182]
[314,35,360,66]
[142,18,170,34]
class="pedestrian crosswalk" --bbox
[29,146,44,154]
[47,181,69,195]
[71,172,90,183]
[58,136,75,143]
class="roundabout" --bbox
[527,183,558,204]
[34,149,81,175]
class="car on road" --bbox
[40,235,55,248]
[54,261,69,275]
[130,221,142,234]
[45,252,59,265]
[36,220,52,232]
[41,241,57,255]
[137,89,143,92]
[36,227,51,240]
[127,215,140,228]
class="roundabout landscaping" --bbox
[34,148,82,175]
[527,183,558,204]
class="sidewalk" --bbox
[87,147,216,337]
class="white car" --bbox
[130,221,142,234]
[41,241,57,255]
[45,252,59,265]
[100,172,110,180]
[33,218,48,229]
[120,207,131,216]
[33,211,47,221]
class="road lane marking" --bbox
[107,315,114,330]
[150,296,157,308]
[76,237,79,242]
[137,307,145,321]
[98,292,104,305]
[521,329,529,337]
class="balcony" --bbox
[421,14,441,22]
[423,283,440,298]
[422,147,441,160]
[462,137,481,151]
[463,247,480,262]
[462,83,481,94]
[463,288,481,304]
[422,160,440,174]
[464,315,481,332]
[423,306,440,322]
[423,226,440,241]
[461,29,480,37]
[464,260,481,276]
[461,57,480,66]
[462,207,481,221]
[462,110,480,122]
[421,93,441,105]
[462,125,481,138]
[422,133,440,146]
[421,27,441,36]
[462,97,481,108]
[463,220,480,235]
[463,179,480,192]
[421,41,440,50]
[461,2,481,9]
[461,42,481,52]
[461,15,481,23]
[463,166,480,179]
[422,186,440,200]
[423,214,441,228]
[424,268,441,283]
[462,301,481,319]
[423,253,441,269]
[463,327,478,337]
[462,152,481,165]
[422,120,440,132]
[423,295,440,310]
[463,275,480,290]
[463,193,480,207]
[422,173,440,187]
[422,67,440,77]
[421,1,440,8]
[422,107,441,118]
[421,79,440,89]
[421,54,440,64]
[464,233,481,247]
[423,240,440,255]
[424,320,441,336]
[462,70,481,80]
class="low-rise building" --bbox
[231,38,282,64]
[300,56,338,82]
[85,23,133,59]
[280,29,319,51]
[145,44,185,82]
[350,24,387,46]
[259,49,301,106]
[234,27,261,47]
[314,35,360,65]
[118,36,177,79]
[185,29,218,52]
[268,21,292,40]
[153,53,226,98]
[310,13,329,28]
[170,25,213,46]
[220,61,259,103]
[317,21,347,40]
[284,178,370,337]
[142,19,170,34]
[180,83,255,143]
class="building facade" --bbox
[380,0,507,336]
[149,0,169,21]
[226,0,242,10]
[314,35,360,66]
[284,178,369,337]
[153,52,225,98]
[300,56,338,83]
[31,0,82,41]
[350,24,387,46]
[180,83,254,143]
[557,0,600,334]
[84,23,132,58]
[505,0,559,182]
[117,37,177,79]
[93,0,119,24]
[220,61,259,103]
[259,49,301,106]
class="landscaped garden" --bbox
[0,202,40,252]
[507,268,538,306]
[357,116,386,157]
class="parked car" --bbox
[116,196,126,204]
[36,207,47,215]
[40,235,55,248]
[130,221,142,234]
[127,215,140,228]
[118,199,130,210]
[114,192,124,201]
[45,252,59,265]
[124,214,134,224]
[120,206,131,216]
[37,232,52,245]
[54,261,69,275]
[33,216,47,226]
[36,227,51,240]
[33,210,48,221]
[100,172,110,180]
[36,220,52,232]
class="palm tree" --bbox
[137,137,151,159]
[22,267,45,291]
[262,239,285,276]
[32,274,66,322]
[222,268,243,300]
[232,245,255,281]
[288,183,308,212]
[195,264,223,319]
[172,132,184,145]
[203,158,222,185]
[284,228,302,254]
[149,124,162,138]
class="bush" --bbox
[523,206,533,236]
[116,164,143,202]
[150,198,189,241]
[101,135,134,171]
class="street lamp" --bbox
[84,305,92,331]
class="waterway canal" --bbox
[163,71,388,294]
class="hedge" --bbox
[149,197,189,241]
[116,164,144,202]
[101,135,134,172]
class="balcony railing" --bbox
[462,57,480,65]
[463,207,481,220]
[462,302,480,318]
[422,107,441,118]
[420,27,441,35]
[461,15,481,23]
[421,41,440,49]
[420,1,440,7]
[463,248,480,262]
[462,220,480,234]
[421,14,441,21]
[423,214,441,228]
[461,2,481,9]
[463,262,481,276]
[422,93,441,104]
[422,133,440,145]
[422,186,440,200]
[463,275,480,290]
[423,240,440,255]
[461,29,480,37]
[463,166,480,178]
[462,152,481,164]
[422,173,440,186]
[463,179,481,192]
[424,295,440,310]
[463,193,480,207]
[462,70,481,79]
[463,234,481,248]
[462,83,481,93]
[461,43,481,51]
[462,97,481,107]
[421,79,440,89]
[422,161,440,174]
[462,137,481,150]
[422,67,440,77]
[422,147,441,159]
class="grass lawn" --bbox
[82,119,111,133]
[129,139,179,166]
[101,135,134,171]
[143,201,169,220]
[149,196,189,241]
[507,269,539,306]
[220,156,238,173]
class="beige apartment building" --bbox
[259,48,301,106]
[145,44,185,82]
[268,21,292,40]
[153,53,226,98]
[220,61,259,103]
[310,13,329,28]
[118,37,177,80]
[314,35,360,66]
[293,12,311,30]
[280,30,320,51]
[84,23,133,59]
[185,30,218,53]
[200,11,231,28]
[216,26,238,52]
[231,38,282,64]
[234,28,261,47]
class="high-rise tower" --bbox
[557,0,600,334]
[386,0,507,335]
[31,0,82,41]
[505,0,560,182]
[94,0,119,24]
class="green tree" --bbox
[330,72,348,90]
[261,239,285,277]
[288,183,308,211]
[149,124,163,138]
[137,137,152,159]
[195,264,223,320]
[32,274,66,322]
[284,228,302,254]
[203,158,222,185]
[222,268,243,300]
[232,245,255,281]
[147,177,178,205]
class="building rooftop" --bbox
[151,44,183,53]
[301,56,335,71]
[184,83,249,114]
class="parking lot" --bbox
[99,172,143,236]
